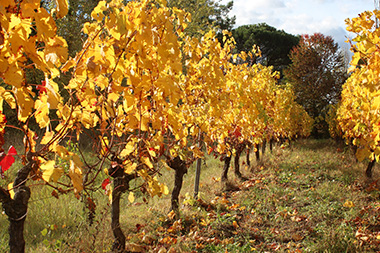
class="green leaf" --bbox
[43,239,50,247]
[41,228,48,236]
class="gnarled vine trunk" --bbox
[221,155,232,182]
[168,157,187,217]
[246,145,251,168]
[255,144,260,162]
[234,144,247,181]
[261,140,267,156]
[269,139,274,153]
[366,160,376,179]
[111,177,128,252]
[0,154,34,253]
[350,142,358,162]
[108,158,135,252]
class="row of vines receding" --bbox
[0,0,313,252]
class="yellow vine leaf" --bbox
[71,153,84,168]
[53,145,71,160]
[161,184,169,195]
[128,191,135,203]
[2,0,15,8]
[55,0,68,18]
[343,201,355,208]
[3,66,23,88]
[41,160,64,183]
[24,129,37,152]
[35,96,50,128]
[0,87,15,110]
[373,96,380,110]
[34,8,56,41]
[91,1,107,21]
[3,92,15,109]
[81,111,98,129]
[190,145,204,159]
[20,1,39,18]
[44,36,68,76]
[109,187,113,203]
[141,156,153,169]
[124,161,137,174]
[15,88,34,122]
[7,183,15,200]
[44,78,61,109]
[60,58,75,73]
[100,136,109,156]
[148,177,164,197]
[356,147,372,162]
[168,210,175,220]
[69,160,83,197]
[41,131,55,145]
[148,148,156,158]
[8,15,31,50]
[82,22,97,36]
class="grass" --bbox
[1,138,380,252]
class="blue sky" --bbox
[221,0,376,50]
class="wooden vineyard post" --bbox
[194,131,202,199]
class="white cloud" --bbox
[277,13,314,34]
[316,0,335,3]
[223,0,375,47]
[233,0,285,9]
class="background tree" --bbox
[167,0,235,37]
[284,33,348,137]
[40,0,102,57]
[232,23,299,76]
[56,0,102,57]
